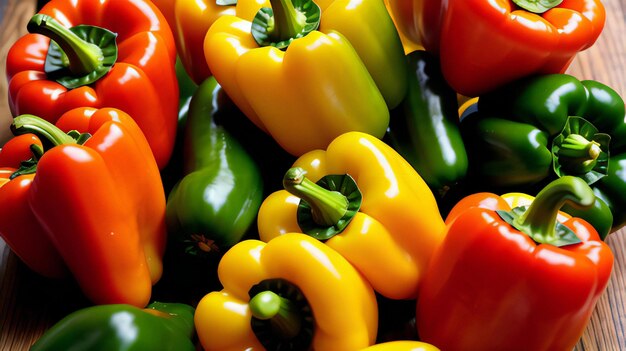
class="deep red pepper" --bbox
[417,176,614,351]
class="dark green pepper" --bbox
[161,57,199,195]
[165,76,264,255]
[384,50,468,205]
[461,74,625,238]
[30,302,196,351]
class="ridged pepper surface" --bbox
[461,74,625,236]
[417,177,614,351]
[6,0,178,169]
[0,108,166,307]
[258,132,446,299]
[203,0,407,155]
[386,0,606,96]
[194,233,378,350]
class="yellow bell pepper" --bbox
[257,132,446,300]
[361,341,441,351]
[203,0,407,156]
[194,233,378,350]
[153,0,269,83]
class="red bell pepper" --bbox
[5,0,179,169]
[390,0,606,96]
[0,107,167,307]
[0,135,67,279]
[417,176,614,351]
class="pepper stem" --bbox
[512,0,563,13]
[268,0,306,42]
[557,134,602,174]
[283,167,349,227]
[514,176,595,244]
[249,291,302,339]
[27,14,103,76]
[11,114,77,146]
[251,0,320,49]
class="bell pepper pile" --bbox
[0,0,622,349]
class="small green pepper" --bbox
[30,302,196,351]
[460,74,625,237]
[165,76,264,255]
[385,50,468,205]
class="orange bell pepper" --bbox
[6,0,179,169]
[0,107,167,307]
[387,0,606,96]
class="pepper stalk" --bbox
[26,14,118,89]
[10,114,91,178]
[497,176,596,246]
[282,167,362,240]
[251,0,321,49]
[248,278,315,351]
[512,0,564,13]
[551,116,610,185]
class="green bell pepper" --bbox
[202,83,296,197]
[165,76,264,255]
[31,302,196,351]
[384,50,468,207]
[460,74,625,238]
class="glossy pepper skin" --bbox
[6,0,179,169]
[152,0,262,84]
[0,135,66,279]
[382,0,423,54]
[31,302,196,351]
[166,76,264,255]
[385,50,468,201]
[384,0,439,53]
[361,341,440,351]
[194,233,378,350]
[387,0,606,96]
[417,177,614,351]
[0,108,166,307]
[203,0,407,156]
[461,74,624,236]
[258,132,446,300]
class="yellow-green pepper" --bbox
[257,132,446,299]
[194,233,378,350]
[203,0,407,156]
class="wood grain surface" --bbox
[0,0,625,350]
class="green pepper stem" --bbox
[12,114,77,146]
[283,167,349,227]
[267,0,307,42]
[249,291,302,339]
[514,176,595,244]
[511,0,563,13]
[557,134,602,174]
[27,14,104,75]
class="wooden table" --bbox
[0,0,624,350]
